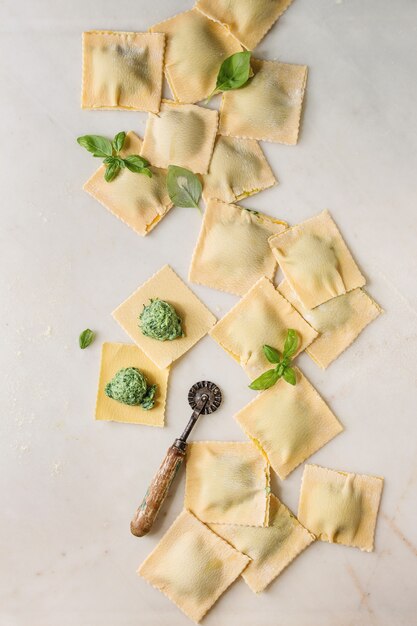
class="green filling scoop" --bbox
[139,298,183,341]
[105,367,157,410]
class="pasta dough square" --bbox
[208,494,314,593]
[185,441,270,526]
[219,58,307,145]
[189,199,287,296]
[81,31,165,111]
[269,211,366,309]
[210,277,318,379]
[150,9,241,104]
[95,342,169,426]
[83,132,173,237]
[138,509,249,623]
[195,0,294,50]
[235,367,343,479]
[202,135,277,204]
[140,101,218,174]
[278,280,382,369]
[298,464,384,552]
[112,265,216,369]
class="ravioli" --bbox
[81,31,165,111]
[208,494,314,593]
[202,135,277,203]
[195,0,294,50]
[269,210,366,309]
[235,367,343,478]
[112,265,216,370]
[278,280,382,368]
[298,465,384,552]
[150,9,241,104]
[83,132,173,236]
[219,58,307,145]
[95,343,169,426]
[210,276,318,379]
[138,510,249,623]
[185,441,270,527]
[189,199,287,296]
[141,101,218,173]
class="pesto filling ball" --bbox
[105,367,157,410]
[139,298,183,341]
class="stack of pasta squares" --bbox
[79,0,385,623]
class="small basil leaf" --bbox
[104,161,121,182]
[112,131,126,153]
[140,167,153,178]
[124,155,152,173]
[79,328,95,349]
[276,363,285,377]
[77,135,113,158]
[214,51,252,96]
[263,345,281,364]
[283,329,299,360]
[282,366,297,386]
[167,165,202,209]
[249,368,280,391]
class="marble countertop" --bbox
[1,1,417,625]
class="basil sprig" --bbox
[79,328,95,349]
[207,51,252,101]
[167,165,202,211]
[249,329,299,390]
[77,132,152,182]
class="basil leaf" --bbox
[167,165,202,209]
[210,51,252,99]
[77,135,113,158]
[249,368,280,391]
[124,155,152,176]
[104,160,121,182]
[79,328,95,349]
[282,366,297,386]
[283,329,299,360]
[263,345,281,364]
[112,131,126,153]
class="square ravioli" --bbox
[208,494,314,593]
[269,210,366,309]
[210,277,318,379]
[235,367,343,479]
[112,265,216,370]
[219,58,307,145]
[140,101,218,174]
[95,343,169,426]
[202,135,277,204]
[150,9,241,104]
[81,31,165,111]
[195,0,294,50]
[185,441,270,527]
[138,509,250,623]
[278,280,382,368]
[83,131,172,237]
[189,199,287,296]
[298,464,384,552]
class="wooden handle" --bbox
[130,444,186,537]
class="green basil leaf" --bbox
[282,366,297,386]
[112,131,126,153]
[79,328,95,349]
[167,165,202,209]
[123,155,152,175]
[249,368,280,391]
[77,135,113,158]
[263,345,281,364]
[212,51,252,97]
[104,160,121,182]
[140,167,153,178]
[283,329,299,360]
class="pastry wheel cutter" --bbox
[130,380,222,537]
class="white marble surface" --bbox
[1,1,417,624]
